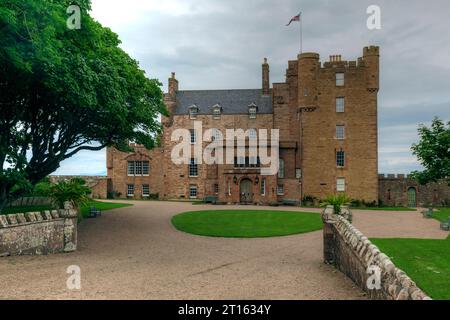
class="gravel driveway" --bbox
[0,201,445,300]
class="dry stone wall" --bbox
[322,205,431,300]
[0,203,78,257]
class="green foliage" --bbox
[49,178,91,209]
[411,118,450,185]
[172,210,323,238]
[32,177,52,196]
[320,194,351,215]
[0,0,167,207]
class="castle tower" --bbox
[363,46,380,92]
[297,53,319,108]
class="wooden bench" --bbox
[282,199,299,206]
[203,196,218,204]
[88,207,101,218]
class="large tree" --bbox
[0,0,167,209]
[411,117,450,185]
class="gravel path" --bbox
[0,201,445,300]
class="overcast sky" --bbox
[55,0,450,176]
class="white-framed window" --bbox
[189,158,198,177]
[212,128,222,141]
[278,158,285,179]
[227,181,231,196]
[127,184,134,197]
[336,125,345,140]
[248,104,257,119]
[142,161,149,175]
[248,128,257,140]
[189,106,198,119]
[336,73,345,86]
[128,161,150,176]
[336,178,346,192]
[336,97,345,113]
[277,184,284,196]
[213,106,221,120]
[190,129,197,144]
[189,185,198,199]
[261,178,266,196]
[127,161,135,176]
[214,183,219,194]
[142,184,150,197]
[336,151,345,167]
[296,168,302,179]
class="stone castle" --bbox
[105,46,382,205]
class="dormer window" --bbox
[212,104,222,120]
[248,103,258,119]
[188,105,199,120]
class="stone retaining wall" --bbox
[0,203,77,257]
[322,205,431,300]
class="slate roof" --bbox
[174,89,273,115]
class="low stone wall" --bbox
[0,204,77,257]
[322,205,431,300]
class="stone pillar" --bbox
[262,58,270,95]
[60,202,78,252]
[321,205,337,264]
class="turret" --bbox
[262,58,270,95]
[297,52,320,108]
[363,46,380,92]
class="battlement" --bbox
[363,45,380,56]
[378,173,413,180]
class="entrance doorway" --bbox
[240,179,253,204]
[407,187,417,208]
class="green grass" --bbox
[433,207,450,223]
[171,210,323,238]
[80,200,133,218]
[371,236,450,300]
[1,205,53,215]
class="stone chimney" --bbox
[168,72,178,97]
[262,58,270,95]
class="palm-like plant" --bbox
[49,178,91,211]
[320,194,351,215]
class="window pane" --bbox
[277,184,284,195]
[336,178,345,192]
[278,159,285,178]
[189,158,198,177]
[127,161,135,175]
[336,125,345,139]
[261,178,266,195]
[337,151,345,167]
[127,184,134,196]
[336,73,344,86]
[190,129,196,144]
[142,161,149,175]
[336,97,345,112]
[189,185,198,198]
[142,184,150,196]
[135,161,142,175]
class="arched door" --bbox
[240,179,253,204]
[407,187,417,208]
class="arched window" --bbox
[278,158,285,179]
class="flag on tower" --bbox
[286,12,301,26]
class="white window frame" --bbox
[336,125,345,140]
[261,178,266,196]
[212,106,221,120]
[190,129,197,144]
[336,73,345,86]
[127,161,135,176]
[142,184,150,197]
[227,181,231,196]
[336,97,345,113]
[336,151,345,167]
[278,158,285,179]
[212,128,222,141]
[277,184,284,196]
[248,128,257,140]
[214,183,219,194]
[296,169,302,179]
[189,185,198,199]
[142,161,150,176]
[135,161,142,175]
[189,158,198,177]
[127,184,135,197]
[189,106,198,120]
[336,178,346,192]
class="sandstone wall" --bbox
[0,205,77,257]
[322,205,431,300]
[50,175,108,199]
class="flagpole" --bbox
[300,12,303,53]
